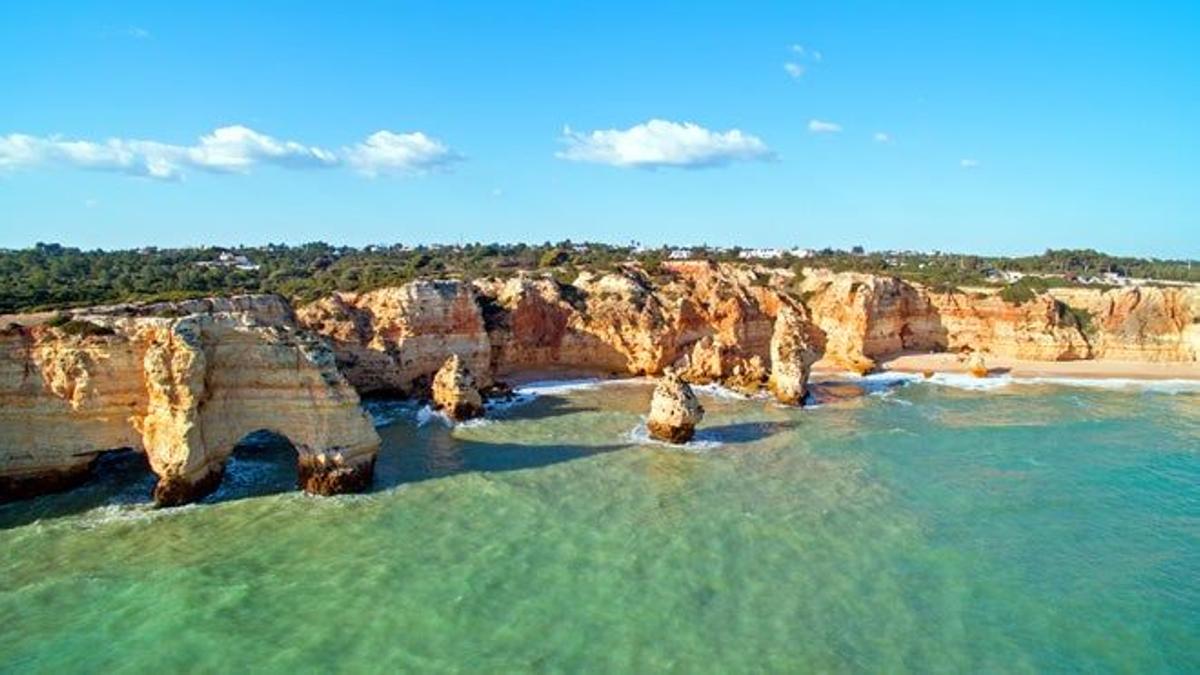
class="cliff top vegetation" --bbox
[1,241,1196,314]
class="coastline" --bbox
[866,352,1200,381]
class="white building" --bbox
[196,251,260,271]
[738,248,785,260]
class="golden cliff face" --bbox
[1051,286,1199,362]
[798,270,1197,368]
[799,270,944,372]
[4,267,1196,506]
[0,302,380,506]
[296,281,492,395]
[477,261,820,391]
[302,262,826,398]
[927,292,1092,361]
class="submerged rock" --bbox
[647,369,705,444]
[768,305,825,405]
[431,354,485,421]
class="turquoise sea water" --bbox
[2,376,1198,673]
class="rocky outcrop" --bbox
[646,370,704,444]
[477,262,821,389]
[965,351,989,377]
[1051,286,1199,362]
[798,270,944,372]
[296,281,492,395]
[799,270,1095,367]
[431,354,484,421]
[927,292,1091,361]
[768,305,825,404]
[0,302,380,506]
[300,262,828,397]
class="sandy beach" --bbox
[869,352,1200,381]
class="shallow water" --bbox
[2,378,1198,673]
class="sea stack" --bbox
[768,305,824,405]
[432,354,485,421]
[966,351,989,378]
[647,369,704,444]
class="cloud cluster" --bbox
[0,126,458,180]
[784,43,823,80]
[344,131,460,177]
[808,119,842,134]
[556,119,772,169]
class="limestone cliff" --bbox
[927,292,1092,361]
[303,262,827,398]
[798,270,1097,368]
[1050,286,1199,362]
[0,302,380,506]
[798,270,944,372]
[296,281,492,395]
[5,265,1196,506]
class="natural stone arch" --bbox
[137,317,380,506]
[0,311,380,507]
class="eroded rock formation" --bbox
[768,304,826,404]
[0,301,380,506]
[4,263,1197,505]
[646,370,704,444]
[431,354,484,421]
[303,262,827,398]
[296,281,492,395]
[1051,286,1199,362]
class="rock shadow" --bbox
[0,450,155,530]
[372,433,627,490]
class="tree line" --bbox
[1,242,1196,314]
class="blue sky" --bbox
[1,2,1197,257]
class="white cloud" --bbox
[789,44,822,61]
[0,126,457,180]
[873,132,892,143]
[343,131,460,176]
[556,119,772,169]
[960,158,981,169]
[808,119,842,134]
[126,26,150,39]
[783,62,805,79]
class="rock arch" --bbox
[1,313,380,507]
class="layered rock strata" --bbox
[303,262,827,399]
[0,302,380,506]
[4,264,1197,505]
[296,281,492,395]
[646,370,705,444]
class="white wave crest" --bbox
[626,421,723,450]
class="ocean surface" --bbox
[2,375,1198,673]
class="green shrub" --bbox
[998,277,1051,304]
[1055,301,1097,336]
[57,319,115,337]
